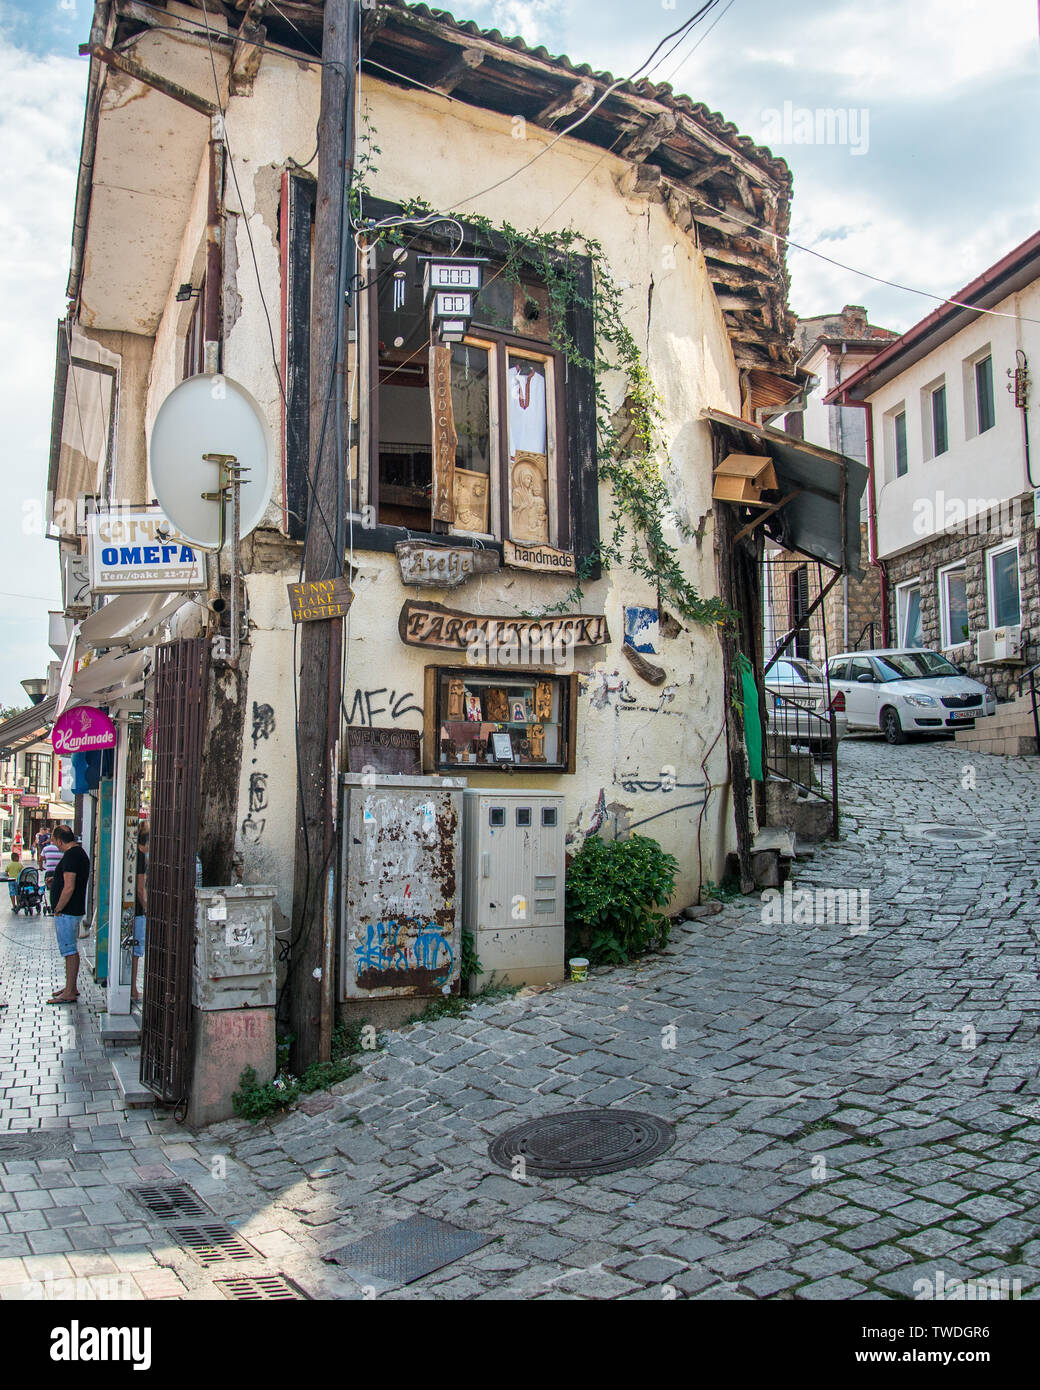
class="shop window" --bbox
[987,542,1021,627]
[424,666,577,773]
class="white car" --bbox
[825,648,997,744]
[764,657,849,753]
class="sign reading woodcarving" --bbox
[395,541,500,589]
[287,577,354,622]
[399,599,610,654]
[430,345,457,524]
[502,539,577,575]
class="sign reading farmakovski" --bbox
[287,577,354,623]
[51,705,117,755]
[502,539,577,576]
[395,541,500,588]
[399,598,610,659]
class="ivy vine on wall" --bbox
[355,164,734,630]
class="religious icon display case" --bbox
[423,666,577,773]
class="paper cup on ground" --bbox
[569,957,589,982]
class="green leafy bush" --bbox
[232,1021,376,1123]
[566,833,678,965]
[232,1066,300,1122]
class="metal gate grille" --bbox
[140,638,207,1103]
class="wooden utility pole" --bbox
[288,0,355,1070]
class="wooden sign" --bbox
[345,727,421,775]
[503,539,577,575]
[399,598,610,653]
[287,577,354,622]
[430,345,457,524]
[396,541,499,589]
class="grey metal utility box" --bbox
[340,774,466,1002]
[462,789,566,990]
[192,885,277,1010]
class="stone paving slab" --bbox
[2,739,1040,1299]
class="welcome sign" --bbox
[51,706,117,755]
[87,509,204,593]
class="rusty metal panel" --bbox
[340,774,465,1001]
[140,637,206,1103]
[193,886,276,1010]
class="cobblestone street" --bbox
[2,737,1039,1301]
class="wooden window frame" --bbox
[422,664,577,775]
[353,198,600,575]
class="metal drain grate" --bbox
[324,1214,491,1287]
[168,1224,259,1266]
[0,1131,74,1160]
[214,1275,307,1301]
[489,1107,676,1178]
[130,1183,211,1221]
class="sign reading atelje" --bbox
[287,577,354,622]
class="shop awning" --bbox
[0,697,57,754]
[78,592,187,650]
[703,409,868,577]
[48,801,75,820]
[69,650,148,702]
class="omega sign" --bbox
[88,509,204,593]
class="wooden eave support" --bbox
[732,489,803,543]
[428,46,485,94]
[80,42,218,116]
[536,78,596,125]
[619,111,678,163]
[230,4,267,95]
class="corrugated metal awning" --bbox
[703,409,868,577]
[0,698,57,753]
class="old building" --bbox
[43,0,861,1084]
[827,233,1040,705]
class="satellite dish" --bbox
[149,373,274,548]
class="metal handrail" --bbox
[1019,665,1040,756]
[852,620,877,652]
[763,690,840,837]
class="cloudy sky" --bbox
[0,0,1037,705]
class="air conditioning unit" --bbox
[17,776,28,788]
[976,625,1024,664]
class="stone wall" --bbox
[884,496,1038,702]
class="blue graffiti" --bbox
[355,920,454,984]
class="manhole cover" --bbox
[215,1275,308,1301]
[0,1131,74,1160]
[130,1183,211,1221]
[324,1214,491,1287]
[912,823,995,846]
[488,1107,676,1178]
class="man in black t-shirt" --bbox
[48,825,90,1005]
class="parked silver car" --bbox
[764,656,849,753]
[825,648,997,744]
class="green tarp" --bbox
[736,652,764,782]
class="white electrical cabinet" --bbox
[462,789,566,990]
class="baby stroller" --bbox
[13,865,45,916]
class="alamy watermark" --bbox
[914,1270,1021,1301]
[758,102,869,157]
[761,882,869,934]
[913,492,1020,539]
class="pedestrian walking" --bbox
[46,825,90,1005]
[34,823,52,869]
[4,848,21,908]
[131,825,148,1004]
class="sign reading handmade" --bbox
[502,539,576,575]
[87,508,204,593]
[395,541,500,589]
[345,727,422,775]
[287,577,354,623]
[51,705,117,755]
[399,599,610,653]
[430,345,457,524]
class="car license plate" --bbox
[949,709,975,722]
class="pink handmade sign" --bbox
[51,705,117,755]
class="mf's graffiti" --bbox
[354,920,454,984]
[248,773,268,813]
[345,688,424,727]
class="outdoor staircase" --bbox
[954,692,1038,756]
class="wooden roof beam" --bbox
[619,111,678,163]
[230,2,266,94]
[536,79,596,126]
[428,46,485,94]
